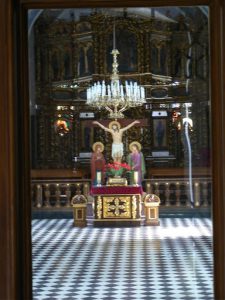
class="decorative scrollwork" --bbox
[97,196,102,219]
[132,195,137,219]
[103,196,131,218]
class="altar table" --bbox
[91,186,143,226]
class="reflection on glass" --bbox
[29,6,213,300]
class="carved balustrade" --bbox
[31,177,211,209]
[31,180,91,209]
[144,178,211,207]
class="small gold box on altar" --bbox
[107,177,127,186]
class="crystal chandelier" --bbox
[86,24,146,119]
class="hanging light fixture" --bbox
[86,21,146,119]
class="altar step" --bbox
[32,206,211,220]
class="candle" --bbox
[96,171,102,186]
[133,171,139,186]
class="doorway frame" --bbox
[1,0,225,299]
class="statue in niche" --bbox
[78,43,93,77]
[93,120,140,163]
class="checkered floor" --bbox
[32,218,213,300]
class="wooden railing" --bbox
[144,178,211,207]
[31,177,211,209]
[31,180,91,208]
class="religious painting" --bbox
[80,120,94,152]
[54,118,72,136]
[152,117,168,149]
[107,28,137,73]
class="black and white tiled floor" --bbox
[32,218,213,300]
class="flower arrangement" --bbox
[105,162,131,177]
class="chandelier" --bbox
[86,24,146,119]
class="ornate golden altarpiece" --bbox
[91,186,143,226]
[31,11,210,171]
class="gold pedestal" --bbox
[72,204,87,227]
[144,194,160,226]
[71,195,87,227]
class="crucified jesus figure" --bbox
[93,120,140,162]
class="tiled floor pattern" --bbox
[32,218,213,300]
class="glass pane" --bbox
[29,6,213,300]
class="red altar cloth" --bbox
[91,186,143,195]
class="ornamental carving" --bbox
[31,11,210,170]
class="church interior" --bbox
[29,7,213,299]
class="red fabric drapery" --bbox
[91,186,143,195]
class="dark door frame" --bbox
[1,0,225,299]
